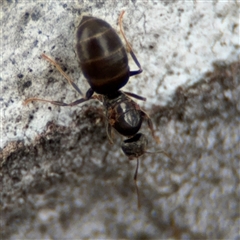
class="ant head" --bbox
[121,133,147,209]
[121,133,148,160]
[121,133,173,209]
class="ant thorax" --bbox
[102,91,143,137]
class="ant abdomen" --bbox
[76,16,129,95]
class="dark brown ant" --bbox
[24,11,158,208]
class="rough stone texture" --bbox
[1,1,239,239]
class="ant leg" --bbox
[92,94,114,144]
[106,123,114,144]
[134,158,141,209]
[24,98,88,106]
[119,11,143,77]
[24,88,94,106]
[141,111,160,143]
[123,91,146,101]
[41,53,83,96]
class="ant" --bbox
[24,11,160,208]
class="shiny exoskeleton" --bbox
[96,91,155,159]
[74,13,155,159]
[76,16,129,95]
[103,92,143,137]
[24,12,157,207]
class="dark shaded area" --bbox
[1,104,107,237]
[1,61,239,239]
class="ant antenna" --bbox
[131,150,173,210]
[145,150,174,164]
[134,158,141,209]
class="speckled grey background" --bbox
[1,1,240,239]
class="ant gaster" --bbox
[24,11,158,208]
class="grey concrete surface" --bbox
[1,1,239,239]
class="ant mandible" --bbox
[24,11,159,208]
